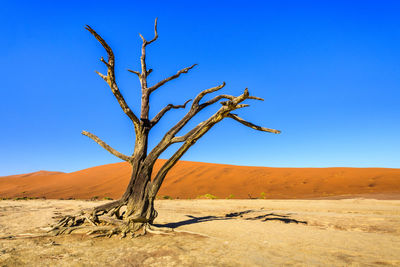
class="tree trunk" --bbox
[124,166,157,225]
[117,125,158,231]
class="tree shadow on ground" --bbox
[154,210,307,229]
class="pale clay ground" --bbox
[0,199,400,266]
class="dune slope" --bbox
[0,160,399,199]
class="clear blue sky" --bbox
[1,0,399,175]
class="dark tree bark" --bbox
[51,19,281,238]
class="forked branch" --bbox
[85,25,140,130]
[193,82,226,106]
[201,94,234,106]
[199,87,264,107]
[82,131,132,162]
[139,18,158,79]
[144,82,227,162]
[171,123,204,143]
[149,88,281,196]
[151,99,192,127]
[139,18,158,46]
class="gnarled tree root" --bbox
[49,202,171,238]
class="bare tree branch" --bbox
[145,85,250,174]
[153,86,253,153]
[149,88,254,196]
[139,18,158,46]
[144,82,228,163]
[151,99,192,127]
[127,69,141,77]
[248,96,264,101]
[100,57,110,67]
[197,83,268,107]
[82,131,132,162]
[139,18,158,78]
[148,64,197,93]
[85,25,141,130]
[200,90,264,107]
[227,113,281,134]
[232,104,249,108]
[201,94,234,107]
[138,18,159,120]
[171,92,258,145]
[95,71,108,82]
[193,82,226,106]
[150,88,280,195]
[171,123,204,143]
[84,25,114,58]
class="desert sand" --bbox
[1,161,399,265]
[1,160,400,200]
[0,198,400,266]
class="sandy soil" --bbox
[1,198,400,266]
[1,160,400,200]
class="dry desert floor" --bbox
[1,198,400,266]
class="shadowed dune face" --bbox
[0,160,399,199]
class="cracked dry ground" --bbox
[1,199,400,266]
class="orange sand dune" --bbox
[0,160,399,199]
[1,170,64,179]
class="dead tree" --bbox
[51,19,281,238]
